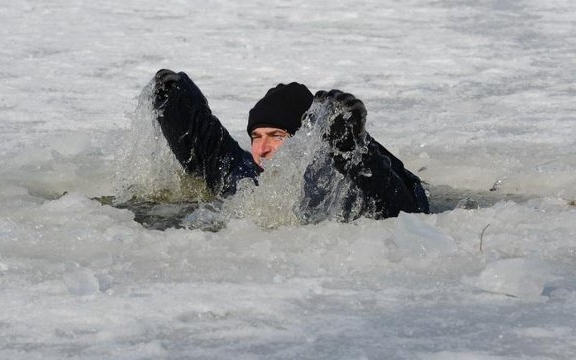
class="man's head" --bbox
[247,82,313,166]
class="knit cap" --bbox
[247,82,313,136]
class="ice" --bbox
[393,212,457,257]
[416,352,508,360]
[63,263,100,296]
[465,258,550,298]
[2,0,576,358]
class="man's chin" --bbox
[252,158,264,170]
[253,157,271,169]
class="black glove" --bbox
[314,89,367,153]
[153,69,183,110]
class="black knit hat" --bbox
[247,82,313,136]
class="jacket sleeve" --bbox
[334,134,430,218]
[153,69,259,197]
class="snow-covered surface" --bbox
[2,0,576,358]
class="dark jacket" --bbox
[153,70,429,223]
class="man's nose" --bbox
[257,138,272,155]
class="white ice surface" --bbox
[1,0,576,359]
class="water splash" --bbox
[113,81,211,205]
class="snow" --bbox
[1,0,576,358]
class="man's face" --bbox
[250,127,289,167]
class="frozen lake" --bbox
[1,0,576,358]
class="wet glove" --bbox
[312,89,368,173]
[314,89,367,153]
[153,69,182,110]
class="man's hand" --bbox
[314,89,367,153]
[153,69,182,110]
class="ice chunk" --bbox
[466,258,548,298]
[63,264,100,296]
[393,212,457,257]
[181,203,227,232]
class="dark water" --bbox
[426,184,532,213]
[96,196,201,230]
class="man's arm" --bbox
[314,90,429,218]
[153,69,259,197]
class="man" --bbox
[247,82,313,167]
[153,69,429,223]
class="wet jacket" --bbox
[153,71,429,222]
